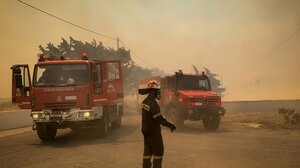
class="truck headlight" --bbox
[78,110,93,118]
[83,112,90,117]
[32,114,39,119]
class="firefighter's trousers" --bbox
[142,131,164,168]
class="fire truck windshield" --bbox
[178,76,210,90]
[33,64,88,87]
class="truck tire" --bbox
[203,115,220,131]
[95,118,108,138]
[169,108,184,127]
[70,125,81,132]
[36,123,57,141]
[111,106,122,129]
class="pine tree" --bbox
[39,37,158,95]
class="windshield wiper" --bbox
[189,86,207,90]
[66,84,80,86]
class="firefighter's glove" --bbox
[168,123,176,132]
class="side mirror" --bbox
[15,74,23,88]
[93,70,102,94]
[92,71,99,82]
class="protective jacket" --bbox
[141,94,172,135]
[141,94,173,168]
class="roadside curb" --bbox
[0,110,32,131]
[0,109,28,113]
[0,126,32,138]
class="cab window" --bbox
[107,63,120,81]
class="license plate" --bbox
[195,102,203,106]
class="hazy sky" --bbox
[1,0,299,100]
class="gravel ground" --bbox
[1,108,300,168]
[223,111,300,129]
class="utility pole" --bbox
[117,37,120,50]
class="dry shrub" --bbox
[224,112,298,129]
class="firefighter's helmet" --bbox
[147,80,160,90]
[138,80,160,95]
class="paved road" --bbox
[0,109,300,168]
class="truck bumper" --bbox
[31,107,103,123]
[32,120,101,130]
[187,107,226,120]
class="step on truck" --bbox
[137,70,225,130]
[11,53,124,140]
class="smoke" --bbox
[1,0,300,101]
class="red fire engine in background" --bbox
[137,70,225,130]
[11,53,124,140]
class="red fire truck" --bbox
[138,70,225,130]
[11,54,124,140]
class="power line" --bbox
[119,39,154,68]
[17,0,154,68]
[224,27,300,77]
[17,0,116,40]
[254,27,300,65]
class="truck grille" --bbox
[44,102,76,108]
[192,98,220,106]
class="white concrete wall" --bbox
[0,110,32,130]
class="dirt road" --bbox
[0,109,300,168]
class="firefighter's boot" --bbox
[143,157,151,168]
[153,156,163,168]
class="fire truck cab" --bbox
[11,54,124,140]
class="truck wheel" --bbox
[203,115,220,131]
[169,108,184,127]
[36,123,57,141]
[95,118,108,138]
[111,106,122,129]
[70,125,81,132]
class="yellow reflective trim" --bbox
[153,112,162,119]
[153,155,163,159]
[143,155,152,159]
[141,103,150,111]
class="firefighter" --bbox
[139,80,176,168]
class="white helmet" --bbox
[138,80,160,95]
[147,80,160,90]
